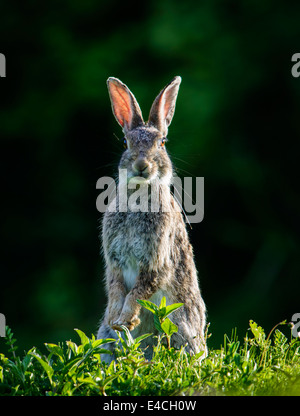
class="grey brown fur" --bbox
[97,76,207,362]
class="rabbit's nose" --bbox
[133,158,149,174]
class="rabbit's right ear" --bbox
[107,77,144,133]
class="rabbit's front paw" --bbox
[111,316,140,332]
[108,313,121,328]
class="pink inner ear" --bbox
[110,83,132,128]
[155,94,168,125]
[162,88,174,119]
[163,99,169,119]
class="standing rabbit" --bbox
[97,76,207,362]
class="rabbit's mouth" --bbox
[129,175,150,184]
[128,170,171,186]
[128,171,156,185]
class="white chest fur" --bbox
[122,263,139,291]
[122,262,169,310]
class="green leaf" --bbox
[22,354,32,371]
[74,329,90,346]
[159,296,167,309]
[164,303,184,319]
[135,333,152,344]
[161,318,178,337]
[66,340,78,355]
[64,356,85,373]
[92,338,116,347]
[29,352,54,384]
[249,320,266,346]
[154,314,163,333]
[45,343,64,362]
[194,350,205,360]
[121,325,134,347]
[136,299,158,314]
[77,375,98,387]
[61,381,73,396]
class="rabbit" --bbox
[97,76,207,363]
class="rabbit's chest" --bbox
[105,212,161,273]
[112,228,154,290]
[122,261,139,291]
[110,222,155,262]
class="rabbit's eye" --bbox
[123,138,127,149]
[161,138,166,147]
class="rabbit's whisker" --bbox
[170,190,192,229]
[169,154,193,167]
[172,181,196,206]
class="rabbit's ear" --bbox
[107,77,144,132]
[148,76,181,135]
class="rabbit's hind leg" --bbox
[171,320,207,358]
[97,322,118,364]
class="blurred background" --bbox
[1,0,300,352]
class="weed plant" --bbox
[1,300,300,396]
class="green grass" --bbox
[1,318,300,396]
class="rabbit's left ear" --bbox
[148,76,181,136]
[107,77,144,133]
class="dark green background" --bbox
[1,0,300,352]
